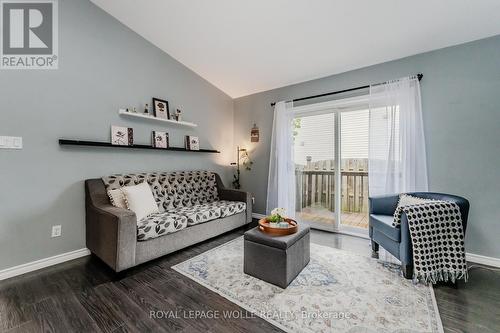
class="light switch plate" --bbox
[0,136,22,149]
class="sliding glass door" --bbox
[294,111,337,232]
[292,98,369,236]
[339,110,369,233]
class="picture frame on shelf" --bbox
[111,126,133,146]
[152,131,169,148]
[185,135,200,151]
[152,98,170,119]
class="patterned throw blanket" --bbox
[393,201,468,284]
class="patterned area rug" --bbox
[172,237,443,333]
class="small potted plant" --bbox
[259,208,297,235]
[268,208,287,228]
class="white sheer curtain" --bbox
[266,101,296,217]
[368,76,428,197]
[369,76,428,263]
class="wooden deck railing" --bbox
[295,159,369,213]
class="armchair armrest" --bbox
[369,194,400,216]
[219,188,253,224]
[85,179,137,272]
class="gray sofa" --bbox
[85,170,252,272]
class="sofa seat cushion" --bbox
[137,212,188,241]
[211,200,247,218]
[370,214,401,242]
[172,200,247,226]
[174,203,222,226]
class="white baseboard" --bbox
[466,252,500,268]
[0,248,91,281]
[252,213,266,219]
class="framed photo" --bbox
[251,123,259,142]
[185,135,200,150]
[111,126,133,146]
[152,98,170,119]
[152,131,169,149]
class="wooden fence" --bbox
[295,159,368,213]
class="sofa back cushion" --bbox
[102,171,219,212]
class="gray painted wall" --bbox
[0,0,234,270]
[234,35,500,259]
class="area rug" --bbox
[172,237,443,333]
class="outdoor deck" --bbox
[295,158,369,230]
[297,206,368,229]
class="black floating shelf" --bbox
[59,139,220,153]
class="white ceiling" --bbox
[91,0,500,98]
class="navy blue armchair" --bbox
[369,192,470,279]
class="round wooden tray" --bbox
[258,218,298,236]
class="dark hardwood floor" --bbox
[1,224,499,333]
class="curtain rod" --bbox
[270,73,423,107]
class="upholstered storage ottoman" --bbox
[243,225,310,288]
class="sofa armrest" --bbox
[85,179,137,272]
[219,188,253,223]
[369,194,400,215]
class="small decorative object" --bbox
[128,128,134,145]
[251,123,259,142]
[152,131,169,148]
[185,136,199,150]
[144,103,150,115]
[125,108,130,113]
[277,222,290,228]
[258,208,298,235]
[111,126,133,146]
[175,109,182,121]
[152,98,170,119]
[231,146,253,189]
[133,107,137,113]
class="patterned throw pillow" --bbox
[107,188,127,209]
[121,182,160,221]
[393,194,438,227]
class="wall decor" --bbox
[251,123,259,142]
[111,126,133,146]
[152,131,169,148]
[128,128,134,145]
[175,108,182,121]
[153,98,170,119]
[185,135,200,150]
